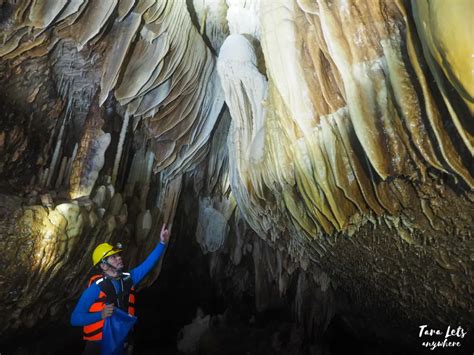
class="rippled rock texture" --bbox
[0,0,472,349]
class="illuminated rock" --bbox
[0,0,472,347]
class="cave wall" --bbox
[0,0,472,350]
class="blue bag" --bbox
[101,308,137,355]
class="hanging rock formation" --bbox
[0,0,472,349]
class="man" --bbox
[71,224,170,354]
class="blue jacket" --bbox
[71,242,167,326]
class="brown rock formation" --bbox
[0,0,472,350]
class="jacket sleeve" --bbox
[70,283,103,326]
[130,241,166,286]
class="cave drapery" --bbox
[0,0,472,350]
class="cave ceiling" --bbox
[0,0,472,343]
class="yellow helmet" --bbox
[92,243,122,266]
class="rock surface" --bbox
[0,0,472,350]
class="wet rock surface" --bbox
[0,0,472,353]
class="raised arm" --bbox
[130,224,169,286]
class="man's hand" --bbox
[101,304,114,319]
[160,224,170,244]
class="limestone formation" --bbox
[0,0,472,349]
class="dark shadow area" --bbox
[2,183,472,355]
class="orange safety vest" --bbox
[83,273,136,341]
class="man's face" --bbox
[106,253,124,270]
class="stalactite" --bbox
[46,102,69,188]
[40,168,49,187]
[55,156,68,189]
[64,143,78,187]
[112,111,130,185]
[69,97,111,199]
[140,150,155,210]
[196,197,229,253]
[0,0,472,345]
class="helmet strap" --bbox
[101,259,123,278]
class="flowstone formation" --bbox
[216,0,473,340]
[0,0,222,337]
[0,0,472,349]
